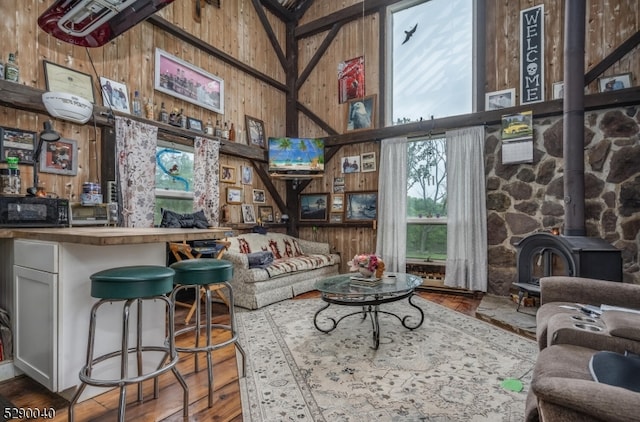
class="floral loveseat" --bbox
[221,232,340,309]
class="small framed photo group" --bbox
[300,191,378,223]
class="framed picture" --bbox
[99,77,130,113]
[299,193,329,222]
[245,115,266,148]
[344,191,378,222]
[338,56,365,104]
[154,48,224,114]
[39,138,78,176]
[552,82,564,99]
[330,213,343,223]
[1,127,36,164]
[241,204,256,224]
[346,94,376,131]
[333,176,345,193]
[258,205,274,223]
[361,152,376,172]
[501,110,533,141]
[220,165,236,183]
[226,187,243,204]
[43,60,95,104]
[341,155,360,174]
[485,88,516,110]
[187,117,203,132]
[252,189,266,203]
[331,194,344,212]
[241,165,253,185]
[598,73,632,92]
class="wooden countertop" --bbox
[0,227,232,246]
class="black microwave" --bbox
[0,196,69,227]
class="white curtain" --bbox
[193,136,220,225]
[444,126,488,291]
[376,137,408,272]
[115,117,158,227]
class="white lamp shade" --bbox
[42,92,93,124]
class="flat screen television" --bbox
[268,137,325,174]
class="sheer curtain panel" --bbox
[443,126,488,291]
[376,137,409,272]
[193,136,221,225]
[115,117,158,227]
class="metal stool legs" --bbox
[68,296,188,421]
[172,280,245,408]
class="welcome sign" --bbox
[520,5,544,104]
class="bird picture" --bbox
[350,101,371,129]
[402,23,418,45]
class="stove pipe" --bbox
[562,0,586,236]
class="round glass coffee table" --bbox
[313,272,424,349]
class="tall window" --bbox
[406,137,447,262]
[389,0,473,123]
[154,141,194,225]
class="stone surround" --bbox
[484,106,640,295]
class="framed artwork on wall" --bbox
[258,206,274,223]
[330,213,343,223]
[299,193,328,222]
[345,94,376,131]
[598,73,632,92]
[226,187,242,204]
[341,155,360,173]
[43,60,95,104]
[241,165,253,185]
[99,77,130,113]
[344,191,378,222]
[154,48,224,114]
[187,117,203,132]
[245,115,266,148]
[252,189,265,203]
[220,165,236,183]
[0,127,36,164]
[485,88,515,110]
[39,138,78,176]
[552,82,564,99]
[331,194,344,212]
[241,204,256,224]
[361,152,376,172]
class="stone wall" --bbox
[484,106,640,295]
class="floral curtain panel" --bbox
[115,117,158,227]
[193,136,220,226]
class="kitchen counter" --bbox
[0,227,232,245]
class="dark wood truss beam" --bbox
[258,0,296,22]
[584,30,640,85]
[296,23,341,90]
[251,0,287,69]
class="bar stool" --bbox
[169,258,246,407]
[68,265,189,422]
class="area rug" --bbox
[237,297,538,422]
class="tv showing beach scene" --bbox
[268,137,325,173]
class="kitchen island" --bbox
[0,227,231,400]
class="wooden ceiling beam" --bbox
[259,0,296,22]
[585,30,640,85]
[251,0,287,70]
[296,23,341,90]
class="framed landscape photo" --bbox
[241,204,256,224]
[258,205,274,223]
[226,187,243,204]
[252,189,265,203]
[1,127,36,164]
[154,48,224,114]
[331,193,344,212]
[345,94,376,131]
[44,60,95,104]
[99,77,130,113]
[299,193,328,222]
[598,73,632,92]
[220,164,236,183]
[245,115,266,148]
[344,191,378,222]
[485,88,515,110]
[39,138,78,176]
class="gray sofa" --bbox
[221,232,340,309]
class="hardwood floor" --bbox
[0,290,482,421]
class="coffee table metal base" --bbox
[314,292,425,349]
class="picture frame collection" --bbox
[300,191,378,223]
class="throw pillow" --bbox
[247,251,274,269]
[160,209,210,229]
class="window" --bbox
[406,137,447,262]
[154,141,194,225]
[388,0,474,124]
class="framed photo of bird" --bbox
[345,94,376,132]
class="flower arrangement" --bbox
[348,254,385,278]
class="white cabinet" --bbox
[12,239,167,400]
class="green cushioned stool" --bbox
[170,258,246,408]
[68,266,189,422]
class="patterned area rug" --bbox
[237,297,538,421]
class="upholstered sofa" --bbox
[221,232,340,309]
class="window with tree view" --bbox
[154,141,194,225]
[407,137,447,262]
